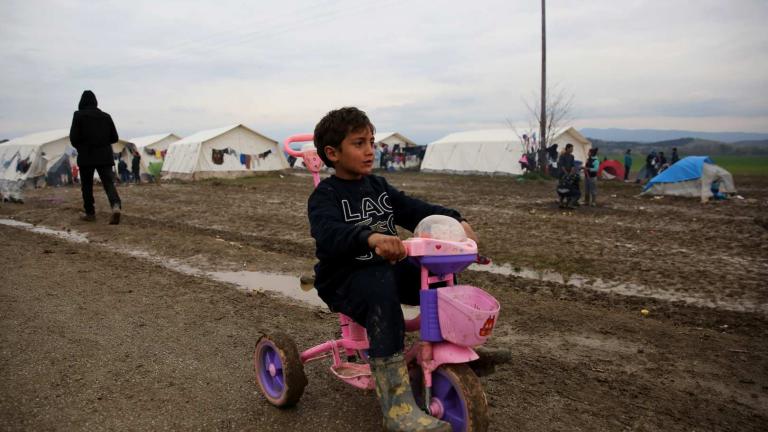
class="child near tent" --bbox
[308,106,476,432]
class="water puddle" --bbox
[209,271,326,308]
[470,262,767,314]
[0,219,89,243]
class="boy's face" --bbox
[325,126,374,180]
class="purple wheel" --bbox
[254,332,307,407]
[411,364,489,432]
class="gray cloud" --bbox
[1,0,766,142]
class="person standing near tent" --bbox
[623,149,633,181]
[557,143,575,178]
[131,151,141,184]
[69,90,121,224]
[583,147,600,206]
[671,147,680,165]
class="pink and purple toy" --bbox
[253,135,500,432]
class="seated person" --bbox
[309,107,476,432]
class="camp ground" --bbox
[642,156,736,202]
[422,127,591,175]
[128,133,181,179]
[161,124,289,180]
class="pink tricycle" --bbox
[253,135,500,432]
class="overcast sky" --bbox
[1,0,766,143]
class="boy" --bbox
[309,107,476,432]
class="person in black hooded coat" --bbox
[69,90,122,224]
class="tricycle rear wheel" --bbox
[411,363,489,432]
[254,332,307,407]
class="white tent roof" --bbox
[128,133,180,148]
[176,124,248,145]
[375,131,417,147]
[3,129,69,147]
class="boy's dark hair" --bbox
[314,107,375,167]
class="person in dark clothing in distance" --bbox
[117,158,129,184]
[309,107,476,432]
[557,143,575,178]
[69,90,121,224]
[131,151,141,184]
[671,147,680,165]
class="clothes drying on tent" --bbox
[598,160,625,180]
[641,156,736,203]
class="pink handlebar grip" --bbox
[284,133,314,157]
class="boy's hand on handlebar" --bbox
[367,233,406,263]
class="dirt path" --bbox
[1,172,767,431]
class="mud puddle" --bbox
[0,219,324,310]
[471,262,768,315]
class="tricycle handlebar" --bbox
[284,134,314,158]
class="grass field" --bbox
[604,154,768,176]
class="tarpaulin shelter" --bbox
[642,156,736,202]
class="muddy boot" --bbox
[109,204,121,225]
[80,213,96,222]
[369,354,451,432]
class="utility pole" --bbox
[539,0,547,172]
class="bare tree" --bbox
[521,87,574,173]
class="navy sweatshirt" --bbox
[308,174,462,304]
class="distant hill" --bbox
[581,128,768,143]
[588,137,768,156]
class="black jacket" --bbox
[70,91,118,167]
[308,174,462,303]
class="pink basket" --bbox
[437,285,500,347]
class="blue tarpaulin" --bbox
[643,156,714,192]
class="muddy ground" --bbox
[1,171,767,431]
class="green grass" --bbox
[603,154,768,176]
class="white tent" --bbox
[421,129,525,175]
[128,133,181,177]
[162,124,288,180]
[375,131,417,148]
[0,129,74,185]
[549,127,592,165]
[421,127,592,175]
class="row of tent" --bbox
[0,125,427,186]
[0,124,735,202]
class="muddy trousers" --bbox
[80,165,121,215]
[330,262,421,358]
[584,176,597,204]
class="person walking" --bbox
[69,90,121,224]
[623,149,633,181]
[131,151,141,184]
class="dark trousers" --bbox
[329,261,421,358]
[132,169,140,183]
[80,165,121,215]
[624,165,630,180]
